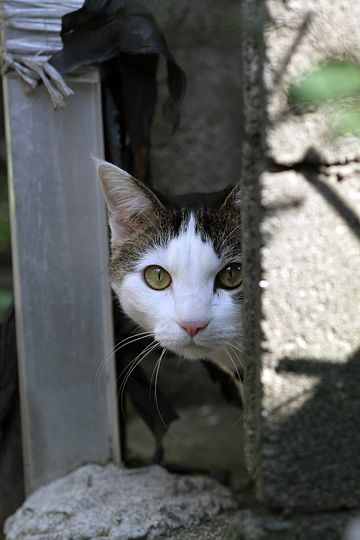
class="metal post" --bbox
[3,72,120,493]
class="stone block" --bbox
[4,464,238,540]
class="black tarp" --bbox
[50,0,186,181]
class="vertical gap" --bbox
[0,78,25,531]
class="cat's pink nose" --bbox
[177,320,209,337]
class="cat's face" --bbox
[96,160,242,368]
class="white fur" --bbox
[113,215,242,373]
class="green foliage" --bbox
[334,104,360,136]
[289,60,360,136]
[289,61,360,103]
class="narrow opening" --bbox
[105,2,251,495]
[0,84,12,323]
[0,80,24,529]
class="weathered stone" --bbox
[4,464,238,540]
[159,513,238,540]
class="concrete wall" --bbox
[240,0,360,537]
[150,0,243,195]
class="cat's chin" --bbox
[166,343,213,361]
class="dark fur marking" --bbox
[109,186,242,284]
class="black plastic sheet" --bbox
[50,0,186,180]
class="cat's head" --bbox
[96,159,242,365]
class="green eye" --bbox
[144,265,172,290]
[216,263,242,290]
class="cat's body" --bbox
[96,159,243,383]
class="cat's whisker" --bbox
[224,347,243,384]
[118,341,160,415]
[149,349,163,397]
[116,337,156,380]
[96,340,130,400]
[117,339,157,387]
[222,348,244,430]
[228,342,244,355]
[96,330,152,382]
[151,354,162,402]
[95,331,153,399]
[118,343,160,417]
[115,340,156,404]
[96,331,153,381]
[221,340,245,374]
[153,348,183,444]
[224,334,244,351]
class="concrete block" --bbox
[241,0,360,515]
[255,170,360,511]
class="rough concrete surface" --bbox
[4,464,238,540]
[265,0,360,165]
[241,0,360,534]
[150,0,243,195]
[159,513,238,540]
[239,0,265,485]
[256,170,360,511]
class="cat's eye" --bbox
[216,263,242,290]
[144,265,172,290]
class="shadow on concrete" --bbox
[262,149,360,513]
[268,146,360,243]
[262,346,360,512]
[302,172,360,244]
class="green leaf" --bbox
[289,61,360,104]
[334,106,360,136]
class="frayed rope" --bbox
[1,1,82,108]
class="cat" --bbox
[95,158,243,392]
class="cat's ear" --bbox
[222,183,241,210]
[94,158,161,242]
